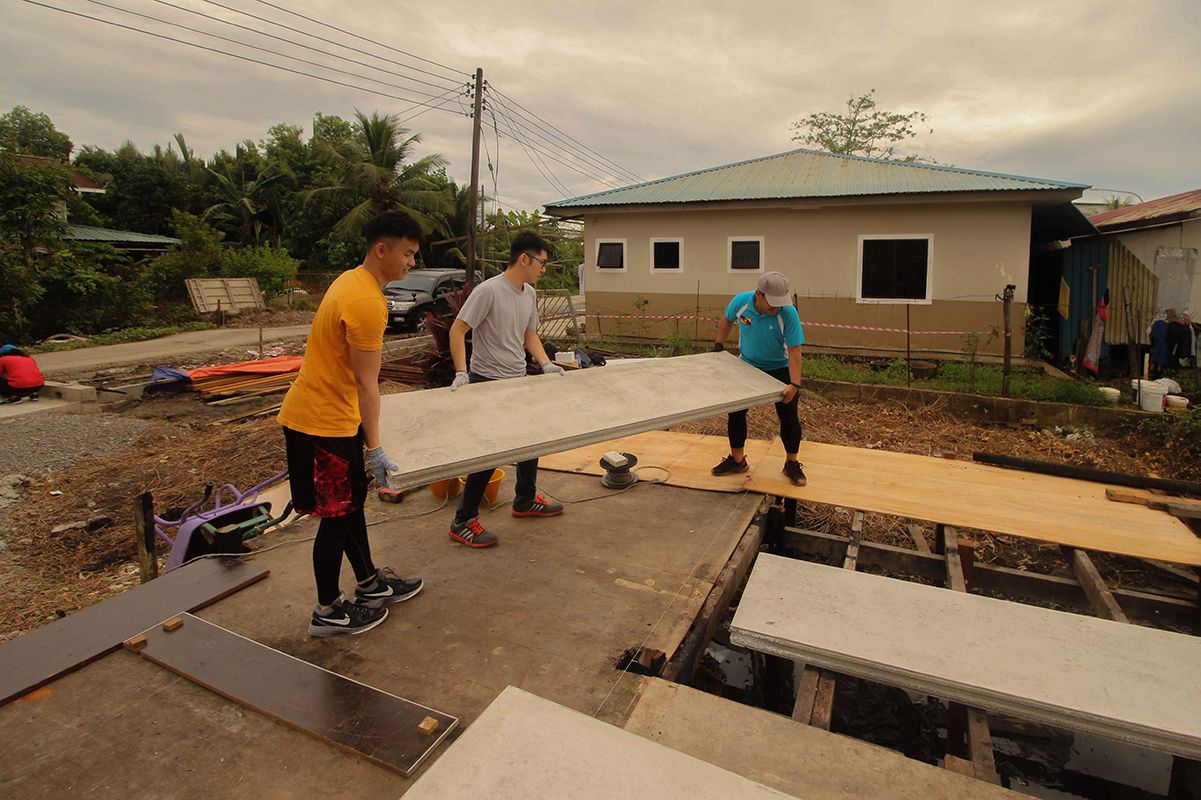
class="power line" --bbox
[244,0,470,82]
[197,0,464,92]
[488,92,574,197]
[84,0,464,102]
[18,0,469,116]
[489,93,624,191]
[490,84,642,184]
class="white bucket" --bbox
[1098,387,1120,404]
[1137,384,1167,412]
[1166,395,1190,411]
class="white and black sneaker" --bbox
[354,567,423,609]
[307,595,388,637]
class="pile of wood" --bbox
[192,370,299,406]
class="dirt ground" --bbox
[1,378,1196,643]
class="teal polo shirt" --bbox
[724,290,804,371]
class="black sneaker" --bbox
[449,517,498,548]
[355,567,423,608]
[307,595,388,637]
[783,460,807,486]
[711,454,749,476]
[511,494,564,518]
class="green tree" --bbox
[31,243,153,338]
[0,106,73,160]
[219,245,300,299]
[204,145,289,245]
[1103,194,1136,210]
[307,110,451,237]
[790,90,932,162]
[144,210,225,300]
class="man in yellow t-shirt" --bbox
[278,210,424,637]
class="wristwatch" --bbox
[789,382,801,389]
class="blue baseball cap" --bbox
[0,345,16,355]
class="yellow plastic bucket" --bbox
[457,468,506,505]
[429,477,462,500]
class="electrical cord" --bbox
[366,496,448,526]
[534,465,672,505]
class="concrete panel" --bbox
[380,352,785,488]
[731,555,1201,758]
[625,678,1024,799]
[404,686,794,798]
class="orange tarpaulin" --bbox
[188,355,303,380]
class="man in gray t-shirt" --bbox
[446,231,567,548]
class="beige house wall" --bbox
[1113,219,1201,317]
[585,291,1023,356]
[580,201,1033,356]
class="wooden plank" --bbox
[967,709,999,783]
[908,522,931,553]
[404,686,789,798]
[0,559,268,705]
[132,613,456,776]
[810,672,836,731]
[791,666,820,723]
[541,431,775,493]
[1071,549,1130,623]
[843,511,863,570]
[381,353,785,489]
[748,438,1201,565]
[731,554,1201,759]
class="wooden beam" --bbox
[908,522,931,554]
[967,708,1000,784]
[843,511,864,570]
[134,491,158,584]
[791,665,820,723]
[1070,549,1129,623]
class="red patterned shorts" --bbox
[282,427,367,518]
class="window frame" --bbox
[594,238,627,273]
[649,237,684,273]
[856,234,934,305]
[726,236,765,274]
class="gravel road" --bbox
[0,411,152,476]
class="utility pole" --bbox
[466,67,484,287]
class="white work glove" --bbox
[541,362,566,376]
[366,446,398,488]
[450,371,470,390]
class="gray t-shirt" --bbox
[458,273,539,379]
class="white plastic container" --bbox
[1098,387,1120,404]
[1166,395,1190,411]
[553,350,577,366]
[1135,383,1167,412]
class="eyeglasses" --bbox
[525,252,549,267]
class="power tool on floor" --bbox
[599,451,639,489]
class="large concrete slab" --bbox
[404,686,794,798]
[380,352,785,488]
[625,678,1024,799]
[748,438,1201,565]
[731,554,1201,758]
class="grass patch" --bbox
[32,322,217,353]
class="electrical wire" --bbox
[366,497,448,527]
[489,93,579,196]
[19,0,469,116]
[83,0,463,102]
[534,466,672,505]
[490,85,643,185]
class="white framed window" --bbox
[650,238,683,272]
[856,234,933,304]
[727,236,764,273]
[595,239,626,272]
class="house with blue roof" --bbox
[544,148,1094,357]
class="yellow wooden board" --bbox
[750,439,1201,566]
[540,431,776,493]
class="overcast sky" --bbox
[2,0,1198,213]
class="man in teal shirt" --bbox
[711,272,806,485]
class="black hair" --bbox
[510,230,553,265]
[364,209,424,247]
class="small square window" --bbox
[861,238,930,301]
[597,241,624,269]
[730,240,761,270]
[652,240,681,270]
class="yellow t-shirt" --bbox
[278,266,386,437]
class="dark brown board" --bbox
[0,558,268,705]
[133,613,457,776]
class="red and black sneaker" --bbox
[449,517,498,548]
[511,494,564,518]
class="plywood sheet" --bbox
[625,678,1023,799]
[731,555,1201,758]
[540,430,776,492]
[404,686,792,798]
[132,613,456,776]
[747,438,1201,566]
[380,352,785,488]
[0,558,268,705]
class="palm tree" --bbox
[306,110,451,237]
[204,145,289,245]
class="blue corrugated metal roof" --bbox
[66,224,180,244]
[545,148,1089,210]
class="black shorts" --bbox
[282,427,367,518]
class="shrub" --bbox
[219,244,300,299]
[144,210,223,300]
[29,243,154,337]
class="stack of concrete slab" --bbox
[731,554,1201,758]
[380,352,784,488]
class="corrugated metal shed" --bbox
[546,148,1087,211]
[1089,189,1201,231]
[66,224,179,245]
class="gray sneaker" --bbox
[307,595,388,637]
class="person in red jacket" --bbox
[0,345,45,403]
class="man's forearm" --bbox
[525,332,551,366]
[715,318,733,344]
[358,383,382,449]
[789,348,802,385]
[450,323,468,373]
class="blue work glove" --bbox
[541,362,566,376]
[450,371,470,390]
[366,446,398,488]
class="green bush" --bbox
[30,243,154,337]
[144,210,223,300]
[219,244,299,299]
